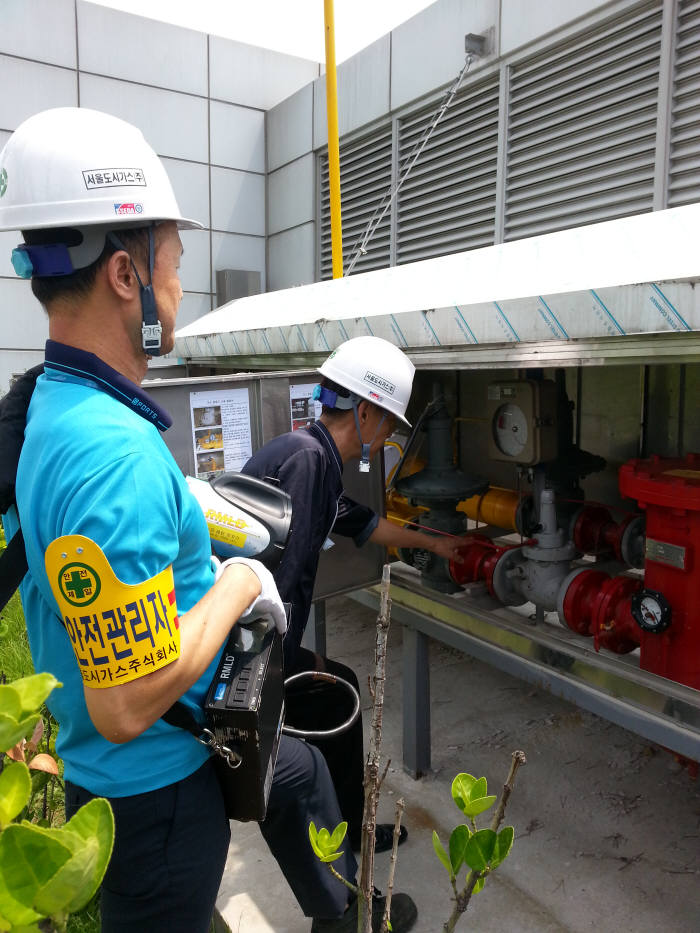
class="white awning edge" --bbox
[174,204,700,359]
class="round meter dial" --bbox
[631,589,672,634]
[492,403,529,458]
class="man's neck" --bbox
[48,302,147,385]
[318,414,358,465]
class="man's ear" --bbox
[357,399,371,423]
[105,249,138,301]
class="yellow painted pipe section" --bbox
[324,0,343,278]
[386,486,520,546]
[457,487,520,532]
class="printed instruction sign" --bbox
[290,382,322,431]
[190,388,252,478]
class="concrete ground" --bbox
[216,593,700,933]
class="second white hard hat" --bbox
[318,336,416,426]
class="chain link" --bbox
[196,727,243,769]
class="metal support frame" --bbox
[402,626,432,778]
[351,569,700,777]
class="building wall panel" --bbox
[210,101,265,173]
[267,83,313,172]
[1,0,77,68]
[268,155,314,235]
[268,223,316,292]
[0,56,77,131]
[210,167,265,236]
[79,74,209,163]
[76,2,207,96]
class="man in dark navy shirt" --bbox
[243,336,464,853]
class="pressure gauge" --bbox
[493,403,529,458]
[486,380,558,465]
[631,589,672,634]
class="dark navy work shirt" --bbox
[241,421,378,669]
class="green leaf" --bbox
[0,685,22,721]
[33,838,100,916]
[61,797,114,890]
[0,714,40,757]
[308,822,322,859]
[0,761,31,828]
[329,821,347,850]
[451,774,476,814]
[30,770,51,799]
[472,876,486,894]
[490,826,514,870]
[307,820,345,863]
[464,829,497,873]
[0,823,72,910]
[462,794,497,818]
[11,674,61,715]
[471,777,488,800]
[448,824,470,874]
[0,887,42,929]
[432,831,453,879]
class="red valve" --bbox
[560,568,641,654]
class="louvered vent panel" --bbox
[319,126,392,279]
[505,2,662,240]
[396,76,499,264]
[669,0,700,206]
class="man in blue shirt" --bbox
[0,108,417,933]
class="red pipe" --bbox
[560,568,641,654]
[572,506,641,563]
[449,534,520,599]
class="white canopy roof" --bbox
[174,204,700,361]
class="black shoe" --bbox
[351,823,408,854]
[311,890,417,932]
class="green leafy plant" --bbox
[0,672,114,932]
[433,752,526,931]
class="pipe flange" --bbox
[556,566,593,624]
[490,546,528,606]
[619,514,646,569]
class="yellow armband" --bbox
[45,535,180,689]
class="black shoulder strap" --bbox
[0,363,44,613]
[0,527,28,612]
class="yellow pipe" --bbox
[324,0,343,278]
[387,486,522,537]
[457,487,520,532]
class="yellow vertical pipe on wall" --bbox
[324,0,343,278]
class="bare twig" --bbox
[358,564,392,933]
[380,797,405,933]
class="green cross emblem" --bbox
[59,563,101,607]
[0,168,7,198]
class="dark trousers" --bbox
[66,738,357,931]
[65,758,230,933]
[285,647,366,849]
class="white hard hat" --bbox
[0,107,201,268]
[318,336,416,427]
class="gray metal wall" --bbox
[0,0,319,393]
[266,0,700,287]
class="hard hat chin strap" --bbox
[352,399,387,473]
[107,225,162,356]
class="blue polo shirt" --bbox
[3,341,219,797]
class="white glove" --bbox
[212,555,287,634]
